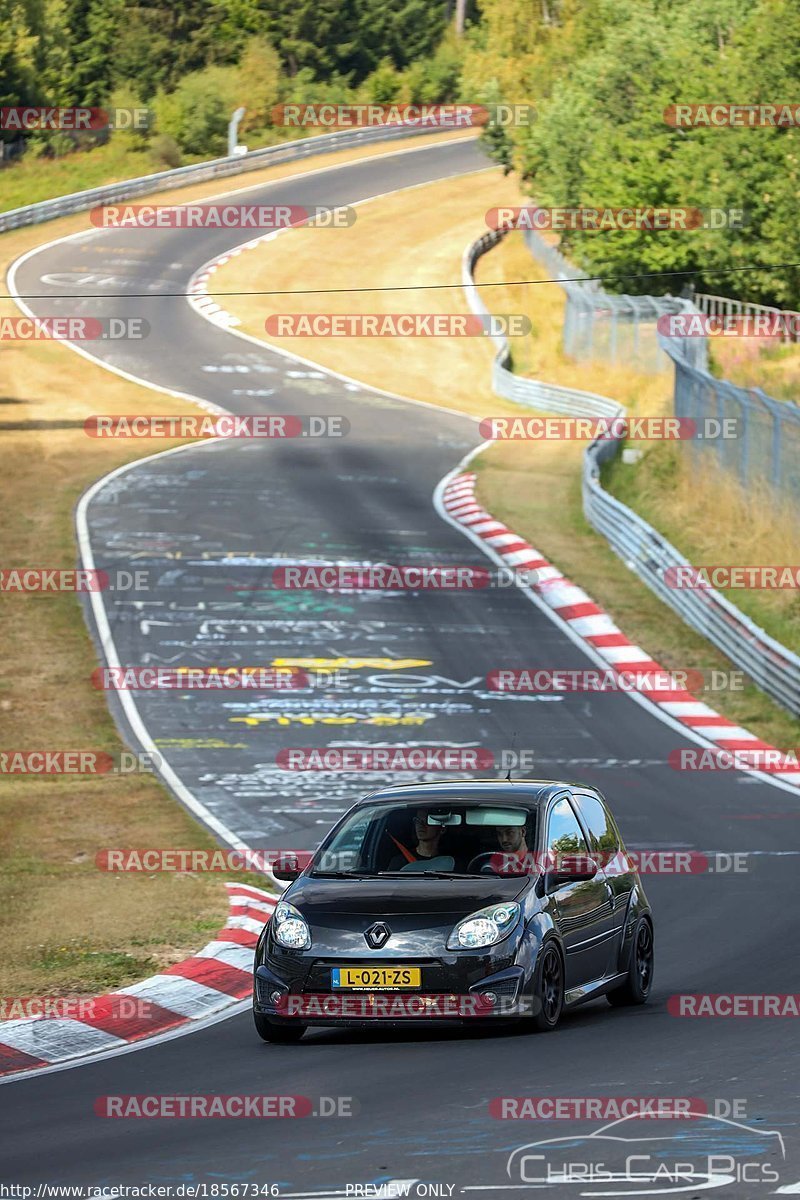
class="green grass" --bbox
[1,138,158,211]
[0,127,314,212]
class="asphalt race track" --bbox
[3,136,800,1197]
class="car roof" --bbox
[354,780,601,809]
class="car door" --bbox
[543,793,616,989]
[572,790,636,953]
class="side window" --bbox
[546,796,589,859]
[317,817,371,872]
[573,794,621,857]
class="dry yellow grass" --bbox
[0,131,468,997]
[211,182,800,750]
[212,166,522,419]
[712,335,800,402]
[605,442,800,651]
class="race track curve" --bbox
[3,135,799,1198]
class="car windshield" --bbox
[309,801,538,878]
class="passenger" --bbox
[386,809,445,870]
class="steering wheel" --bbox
[466,852,500,874]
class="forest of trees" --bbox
[468,0,800,306]
[2,0,798,307]
[0,0,465,161]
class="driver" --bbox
[497,824,530,859]
[478,823,533,875]
[386,809,445,870]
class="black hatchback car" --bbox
[253,780,653,1041]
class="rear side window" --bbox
[574,793,622,856]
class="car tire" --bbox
[253,1010,307,1043]
[607,917,654,1007]
[530,942,564,1031]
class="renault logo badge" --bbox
[365,922,390,949]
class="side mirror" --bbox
[546,854,599,891]
[271,862,300,883]
[270,851,311,883]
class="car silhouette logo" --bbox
[365,922,390,948]
[505,1112,786,1193]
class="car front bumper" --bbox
[253,957,530,1024]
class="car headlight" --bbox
[271,901,311,950]
[447,902,520,950]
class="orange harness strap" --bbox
[388,833,416,863]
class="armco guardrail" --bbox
[0,124,437,233]
[463,227,800,717]
[462,229,623,420]
[583,438,800,715]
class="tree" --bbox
[61,0,122,105]
[0,0,37,113]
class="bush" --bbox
[235,39,283,136]
[149,133,182,169]
[151,68,232,157]
[25,132,77,159]
[363,58,402,104]
[407,34,463,104]
[107,84,151,152]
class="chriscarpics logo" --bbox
[505,1112,786,1193]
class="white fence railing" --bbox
[694,292,800,344]
[0,124,437,233]
[463,227,800,717]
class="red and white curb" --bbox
[188,230,286,328]
[0,882,275,1079]
[441,472,800,787]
